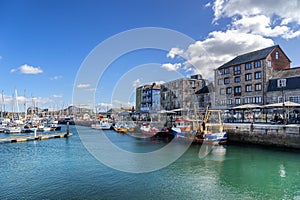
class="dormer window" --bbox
[277,79,286,88]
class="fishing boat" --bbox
[202,108,227,145]
[140,123,159,136]
[171,118,191,138]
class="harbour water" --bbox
[0,125,300,199]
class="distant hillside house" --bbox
[214,45,291,109]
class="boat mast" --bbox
[15,88,20,120]
[1,90,4,119]
[24,89,27,121]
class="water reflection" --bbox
[279,164,286,178]
[198,144,227,162]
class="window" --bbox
[190,81,195,88]
[245,63,251,70]
[224,68,230,74]
[254,96,262,103]
[227,99,232,105]
[224,77,230,84]
[245,73,252,81]
[235,98,241,105]
[220,88,225,95]
[234,86,241,96]
[255,71,261,79]
[277,79,286,88]
[175,90,179,98]
[254,61,261,68]
[218,69,223,75]
[226,87,232,94]
[267,60,272,67]
[255,83,262,91]
[234,76,241,83]
[234,65,241,75]
[218,79,223,85]
[275,51,279,59]
[220,100,226,105]
[278,96,285,103]
[244,97,253,104]
[289,96,299,103]
[175,81,179,88]
[245,85,252,92]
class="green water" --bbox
[0,126,299,199]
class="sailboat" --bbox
[5,89,22,133]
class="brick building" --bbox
[214,45,291,109]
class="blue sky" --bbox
[1,0,300,111]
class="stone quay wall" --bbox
[224,123,300,149]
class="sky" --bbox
[1,0,300,112]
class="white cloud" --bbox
[34,97,53,105]
[204,2,211,8]
[10,68,17,73]
[132,78,141,88]
[112,99,135,108]
[51,94,63,98]
[161,63,182,71]
[50,75,63,80]
[154,80,165,85]
[19,64,43,74]
[212,0,300,39]
[10,64,43,74]
[167,0,300,80]
[167,48,185,59]
[76,83,91,88]
[96,102,113,112]
[169,29,274,80]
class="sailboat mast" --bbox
[24,89,27,121]
[1,90,3,118]
[15,88,20,120]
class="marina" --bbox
[0,125,299,199]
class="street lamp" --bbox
[279,79,286,124]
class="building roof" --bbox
[195,82,214,94]
[195,86,209,94]
[271,66,300,79]
[218,45,286,69]
[267,76,300,92]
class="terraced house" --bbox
[214,45,291,109]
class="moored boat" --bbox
[50,124,62,131]
[91,118,112,130]
[171,118,192,138]
[140,123,159,136]
[4,125,22,134]
[202,108,227,145]
[113,125,127,134]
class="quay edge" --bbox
[224,123,300,149]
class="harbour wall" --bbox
[224,123,300,149]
